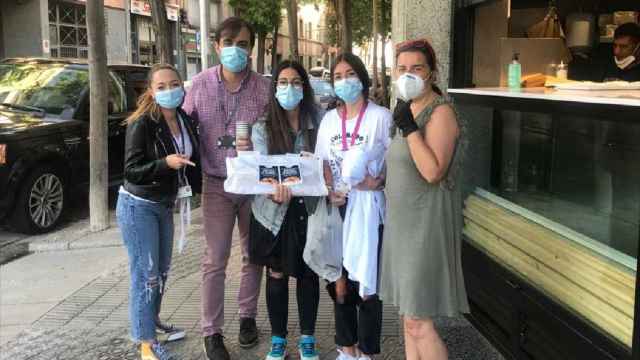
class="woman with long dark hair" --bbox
[380,38,469,360]
[117,64,201,360]
[315,53,392,360]
[248,60,324,360]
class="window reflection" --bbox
[497,111,640,259]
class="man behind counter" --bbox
[601,22,640,82]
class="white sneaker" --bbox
[336,349,359,360]
[155,321,186,342]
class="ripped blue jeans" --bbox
[116,191,174,342]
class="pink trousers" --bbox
[200,175,263,336]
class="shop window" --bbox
[461,107,640,349]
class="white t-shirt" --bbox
[315,101,392,188]
[315,101,392,297]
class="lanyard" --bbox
[177,197,191,254]
[170,115,188,185]
[170,115,186,154]
[340,101,368,151]
[217,76,242,132]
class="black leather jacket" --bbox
[123,108,202,204]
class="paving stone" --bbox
[1,225,503,360]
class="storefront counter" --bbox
[449,87,640,360]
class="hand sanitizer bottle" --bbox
[556,61,568,80]
[508,53,522,89]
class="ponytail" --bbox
[125,88,161,124]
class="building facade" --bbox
[1,0,332,78]
[1,0,132,63]
[0,0,189,65]
[258,4,333,75]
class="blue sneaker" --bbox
[266,336,288,360]
[298,335,319,360]
[141,342,174,360]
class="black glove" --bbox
[393,99,418,137]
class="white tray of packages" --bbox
[224,151,328,196]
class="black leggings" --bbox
[328,211,383,355]
[266,266,320,338]
[327,275,383,355]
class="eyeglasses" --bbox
[277,79,304,89]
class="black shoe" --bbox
[238,317,259,348]
[203,334,230,360]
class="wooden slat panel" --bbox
[464,204,634,317]
[462,196,635,347]
[465,195,635,289]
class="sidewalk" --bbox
[0,208,503,360]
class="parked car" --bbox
[310,79,335,109]
[0,58,149,233]
[309,67,330,80]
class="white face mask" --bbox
[615,44,640,70]
[615,55,636,69]
[395,73,426,102]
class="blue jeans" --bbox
[116,192,174,342]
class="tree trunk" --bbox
[86,0,109,232]
[371,0,379,101]
[257,32,266,74]
[331,0,341,48]
[272,20,280,73]
[287,0,299,61]
[150,0,172,64]
[337,0,351,53]
[381,35,389,107]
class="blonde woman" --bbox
[117,64,201,360]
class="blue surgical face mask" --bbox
[220,46,249,73]
[154,87,184,109]
[275,85,304,111]
[334,77,363,104]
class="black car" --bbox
[310,79,335,109]
[0,58,149,233]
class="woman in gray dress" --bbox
[379,39,470,360]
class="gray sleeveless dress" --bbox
[379,96,470,318]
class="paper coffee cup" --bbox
[236,122,249,140]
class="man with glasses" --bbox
[183,16,270,360]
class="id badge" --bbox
[177,185,193,199]
[217,135,236,149]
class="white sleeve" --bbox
[314,112,333,161]
[378,108,392,149]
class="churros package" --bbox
[225,152,328,196]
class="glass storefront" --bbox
[453,92,639,355]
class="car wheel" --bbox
[11,165,67,234]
